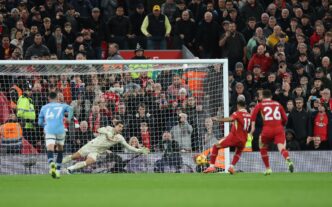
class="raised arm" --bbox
[120,136,149,154]
[213,117,234,122]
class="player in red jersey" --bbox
[251,89,294,175]
[204,99,251,174]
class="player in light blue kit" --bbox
[38,92,73,179]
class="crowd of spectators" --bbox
[1,0,332,155]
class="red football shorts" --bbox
[219,133,246,149]
[261,127,286,145]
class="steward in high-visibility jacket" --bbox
[0,114,23,147]
[195,147,225,170]
[16,88,36,129]
[182,68,207,98]
[243,133,253,152]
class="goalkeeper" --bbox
[62,121,149,173]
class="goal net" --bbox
[0,59,230,174]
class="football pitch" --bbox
[1,173,331,207]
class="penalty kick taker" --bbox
[62,121,149,173]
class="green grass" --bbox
[1,173,331,207]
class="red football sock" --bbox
[281,149,289,160]
[209,144,219,165]
[260,147,270,168]
[231,148,243,166]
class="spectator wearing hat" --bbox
[227,8,245,31]
[173,9,196,50]
[292,63,310,86]
[247,44,272,74]
[107,5,131,49]
[296,53,315,77]
[315,66,332,91]
[62,44,75,59]
[131,43,147,59]
[285,129,301,151]
[141,4,171,50]
[6,8,20,32]
[129,3,147,49]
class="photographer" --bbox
[170,113,193,152]
[154,131,183,173]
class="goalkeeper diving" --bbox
[62,121,149,173]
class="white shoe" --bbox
[62,168,73,174]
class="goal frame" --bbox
[0,59,230,172]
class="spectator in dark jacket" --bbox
[154,131,183,173]
[173,10,196,50]
[24,33,50,59]
[107,6,131,49]
[196,11,221,58]
[287,97,311,149]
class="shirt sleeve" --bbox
[140,16,150,36]
[280,104,288,125]
[251,104,260,122]
[164,16,172,34]
[38,107,45,127]
[119,136,141,153]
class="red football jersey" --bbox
[251,99,288,128]
[230,109,251,141]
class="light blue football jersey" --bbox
[38,102,73,134]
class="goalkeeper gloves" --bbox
[139,147,150,155]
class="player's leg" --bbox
[45,134,57,178]
[204,137,231,173]
[276,135,294,173]
[54,135,66,178]
[67,153,97,173]
[259,135,272,175]
[228,146,244,174]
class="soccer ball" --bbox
[195,155,208,165]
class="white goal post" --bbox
[0,59,229,174]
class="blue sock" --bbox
[47,151,54,164]
[56,151,63,170]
